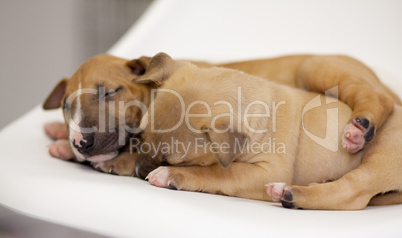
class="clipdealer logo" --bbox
[301,86,339,152]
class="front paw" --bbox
[265,183,287,202]
[92,154,136,176]
[266,183,295,209]
[342,117,375,153]
[146,167,178,190]
[44,121,68,140]
[48,139,75,160]
[92,161,118,175]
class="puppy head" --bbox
[43,54,152,162]
[133,53,248,179]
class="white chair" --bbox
[1,1,401,237]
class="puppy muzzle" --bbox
[70,131,126,161]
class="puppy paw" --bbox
[265,183,287,202]
[92,162,118,175]
[48,139,75,160]
[44,122,68,140]
[92,155,136,176]
[146,167,177,189]
[342,117,375,153]
[265,182,295,208]
[280,187,296,209]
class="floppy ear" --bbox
[126,56,151,75]
[132,52,176,86]
[43,78,68,110]
[206,128,248,168]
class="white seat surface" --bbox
[1,0,402,237]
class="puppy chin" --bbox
[71,148,86,162]
[86,151,119,163]
[71,145,119,163]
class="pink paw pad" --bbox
[266,183,296,209]
[146,167,171,188]
[342,117,374,154]
[265,182,287,202]
[342,123,365,153]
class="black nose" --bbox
[73,134,95,154]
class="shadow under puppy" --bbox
[43,53,400,176]
[135,53,402,210]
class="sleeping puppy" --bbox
[134,53,402,210]
[43,53,400,175]
[43,54,151,173]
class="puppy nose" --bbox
[73,133,95,153]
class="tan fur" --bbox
[283,108,402,209]
[135,53,402,209]
[93,152,138,176]
[44,53,399,180]
[220,55,401,128]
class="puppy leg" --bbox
[297,55,397,153]
[48,139,75,160]
[44,121,68,140]
[93,152,137,176]
[44,121,77,160]
[266,158,401,210]
[339,90,392,153]
[369,192,402,206]
[146,161,292,201]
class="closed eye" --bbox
[62,97,70,111]
[104,86,123,98]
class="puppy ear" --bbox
[132,52,175,86]
[206,128,248,168]
[126,56,151,75]
[43,78,68,110]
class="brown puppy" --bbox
[43,55,151,173]
[134,53,402,209]
[43,53,400,174]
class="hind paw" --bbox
[342,117,375,153]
